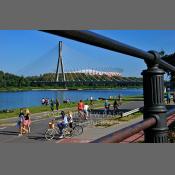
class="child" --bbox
[22,108,31,134]
[68,111,73,128]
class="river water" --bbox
[0,88,143,110]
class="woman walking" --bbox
[55,98,60,111]
[17,109,25,136]
[23,109,31,134]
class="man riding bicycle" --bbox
[104,100,110,114]
[57,111,68,138]
[77,100,86,120]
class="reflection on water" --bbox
[0,89,143,110]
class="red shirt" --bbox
[78,102,84,110]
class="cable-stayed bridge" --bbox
[17,41,143,87]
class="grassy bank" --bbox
[0,100,104,120]
[0,86,143,92]
[0,95,143,120]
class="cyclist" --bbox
[104,100,110,114]
[113,99,119,114]
[78,100,85,119]
[84,103,89,119]
[78,100,84,111]
[57,111,68,138]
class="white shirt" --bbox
[84,105,89,111]
[69,114,73,123]
[63,116,68,124]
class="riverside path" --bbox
[0,101,143,143]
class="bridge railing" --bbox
[41,30,175,143]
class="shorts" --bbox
[23,120,31,126]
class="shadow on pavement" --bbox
[28,135,46,141]
[0,131,19,136]
[90,109,129,114]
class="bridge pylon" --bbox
[55,41,66,84]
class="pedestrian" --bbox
[45,98,48,105]
[22,108,31,134]
[50,99,54,112]
[55,98,60,111]
[173,93,175,104]
[113,100,119,114]
[17,108,25,136]
[41,98,45,105]
[90,96,93,105]
[167,91,171,104]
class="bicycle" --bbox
[45,122,83,140]
[78,110,88,121]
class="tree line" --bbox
[0,70,143,89]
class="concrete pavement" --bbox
[0,101,144,143]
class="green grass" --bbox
[0,86,143,92]
[0,100,104,120]
[0,95,143,120]
[118,112,142,122]
[95,112,143,128]
[95,119,120,128]
[122,95,143,101]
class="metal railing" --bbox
[41,30,175,72]
[91,117,156,143]
[41,30,175,143]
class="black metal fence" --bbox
[41,30,175,143]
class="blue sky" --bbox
[0,30,175,77]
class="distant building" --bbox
[72,69,122,77]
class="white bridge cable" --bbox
[92,67,105,82]
[78,68,88,81]
[95,67,111,82]
[73,68,82,82]
[66,67,74,81]
[16,45,58,77]
[83,69,94,82]
[60,43,133,83]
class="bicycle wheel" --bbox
[62,128,72,138]
[45,129,55,140]
[72,125,83,136]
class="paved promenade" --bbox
[0,101,144,143]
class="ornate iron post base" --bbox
[142,51,169,143]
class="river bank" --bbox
[0,96,143,120]
[0,89,143,110]
[0,86,143,92]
